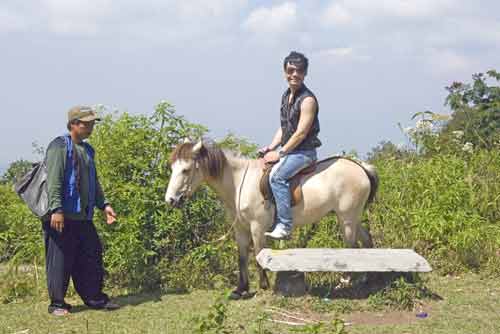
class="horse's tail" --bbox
[360,161,378,207]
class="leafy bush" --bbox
[369,149,500,273]
[162,242,237,290]
[0,159,33,185]
[1,77,499,300]
[0,184,43,263]
[0,101,237,292]
[88,102,236,290]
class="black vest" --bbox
[280,84,321,151]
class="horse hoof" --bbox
[259,279,270,290]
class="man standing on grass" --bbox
[44,106,119,316]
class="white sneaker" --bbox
[264,224,291,240]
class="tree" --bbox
[216,133,258,158]
[1,160,33,184]
[441,70,500,149]
[367,140,408,162]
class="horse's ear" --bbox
[192,140,203,155]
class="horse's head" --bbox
[165,139,226,207]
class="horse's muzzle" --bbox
[168,194,185,208]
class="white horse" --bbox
[165,140,378,299]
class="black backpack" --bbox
[14,160,50,219]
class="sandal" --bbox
[228,290,256,300]
[50,307,69,316]
[48,302,71,316]
[86,299,120,311]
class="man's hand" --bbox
[50,212,65,233]
[258,146,271,157]
[104,205,117,225]
[264,150,280,163]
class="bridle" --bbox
[170,160,198,206]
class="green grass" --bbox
[1,272,500,334]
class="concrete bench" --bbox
[256,248,432,296]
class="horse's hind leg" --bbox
[250,221,270,290]
[336,211,365,286]
[337,211,373,287]
[336,212,361,248]
[358,223,374,248]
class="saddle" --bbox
[258,157,317,207]
[258,155,364,207]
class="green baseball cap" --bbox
[68,105,101,122]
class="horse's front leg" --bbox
[229,224,251,300]
[250,220,270,290]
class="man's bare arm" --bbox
[269,127,282,150]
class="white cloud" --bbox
[318,47,354,57]
[242,2,297,34]
[175,0,246,19]
[360,0,455,19]
[322,0,456,26]
[317,0,500,77]
[426,17,500,48]
[1,0,498,75]
[322,3,353,26]
[117,0,248,43]
[0,0,248,39]
[43,0,113,35]
[314,47,371,63]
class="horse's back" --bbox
[300,158,372,214]
[305,158,371,188]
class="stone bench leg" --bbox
[274,271,307,297]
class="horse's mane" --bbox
[170,141,227,178]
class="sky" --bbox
[1,0,499,170]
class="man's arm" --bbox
[259,128,282,155]
[280,96,317,154]
[95,171,117,224]
[46,139,66,212]
[95,173,107,210]
[46,138,66,232]
[268,127,282,150]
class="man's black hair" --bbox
[283,51,309,74]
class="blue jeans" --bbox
[269,149,317,231]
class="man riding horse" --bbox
[165,52,377,299]
[261,51,321,240]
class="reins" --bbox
[199,160,250,244]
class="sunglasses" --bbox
[285,66,305,75]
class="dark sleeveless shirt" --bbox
[280,84,321,151]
